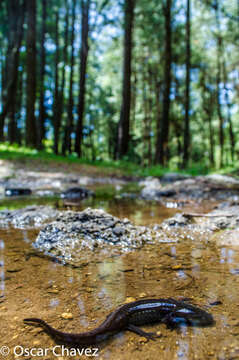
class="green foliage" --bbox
[1,0,239,170]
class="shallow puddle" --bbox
[0,198,238,360]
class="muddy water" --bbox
[0,199,239,360]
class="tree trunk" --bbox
[155,0,172,165]
[53,9,60,154]
[142,66,149,166]
[62,0,76,155]
[58,0,69,149]
[215,0,224,168]
[16,64,23,145]
[201,71,215,167]
[222,56,235,162]
[75,0,90,157]
[37,0,47,149]
[25,0,37,147]
[182,0,191,168]
[0,0,25,141]
[117,0,135,159]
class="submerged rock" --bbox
[140,175,239,202]
[0,206,59,229]
[33,208,176,265]
[5,188,32,196]
[161,205,239,245]
[60,187,94,200]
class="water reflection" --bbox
[49,298,59,308]
[177,340,188,359]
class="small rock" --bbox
[48,289,59,294]
[125,297,136,303]
[61,187,94,199]
[138,337,148,343]
[139,293,147,298]
[33,340,41,346]
[5,188,32,196]
[113,226,125,236]
[61,312,73,320]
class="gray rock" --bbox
[60,187,94,199]
[139,177,161,188]
[33,208,176,265]
[205,174,239,189]
[162,213,191,227]
[160,173,191,183]
[161,205,239,245]
[0,206,59,229]
[140,175,239,202]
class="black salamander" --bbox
[24,298,214,345]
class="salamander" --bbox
[24,298,214,345]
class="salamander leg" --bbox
[161,312,179,329]
[127,324,159,340]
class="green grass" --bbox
[0,142,237,177]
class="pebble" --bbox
[125,297,136,303]
[33,340,41,346]
[139,293,147,298]
[61,312,73,320]
[48,289,59,294]
[138,337,148,343]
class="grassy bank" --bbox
[0,143,230,178]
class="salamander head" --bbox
[172,307,215,327]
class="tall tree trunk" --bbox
[117,0,135,158]
[16,64,23,145]
[222,57,235,162]
[53,9,60,154]
[62,0,76,155]
[25,0,37,147]
[142,65,150,166]
[58,0,69,147]
[37,0,47,149]
[75,0,90,157]
[0,0,25,141]
[182,0,191,168]
[154,73,162,163]
[155,0,172,165]
[201,71,215,167]
[215,0,224,168]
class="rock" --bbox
[35,189,57,197]
[157,189,177,197]
[61,312,73,320]
[5,188,32,196]
[60,187,94,200]
[0,205,59,229]
[205,174,239,189]
[162,213,191,227]
[140,177,162,200]
[33,208,172,265]
[140,175,239,202]
[161,204,239,246]
[139,177,161,188]
[160,172,191,183]
[112,226,125,236]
